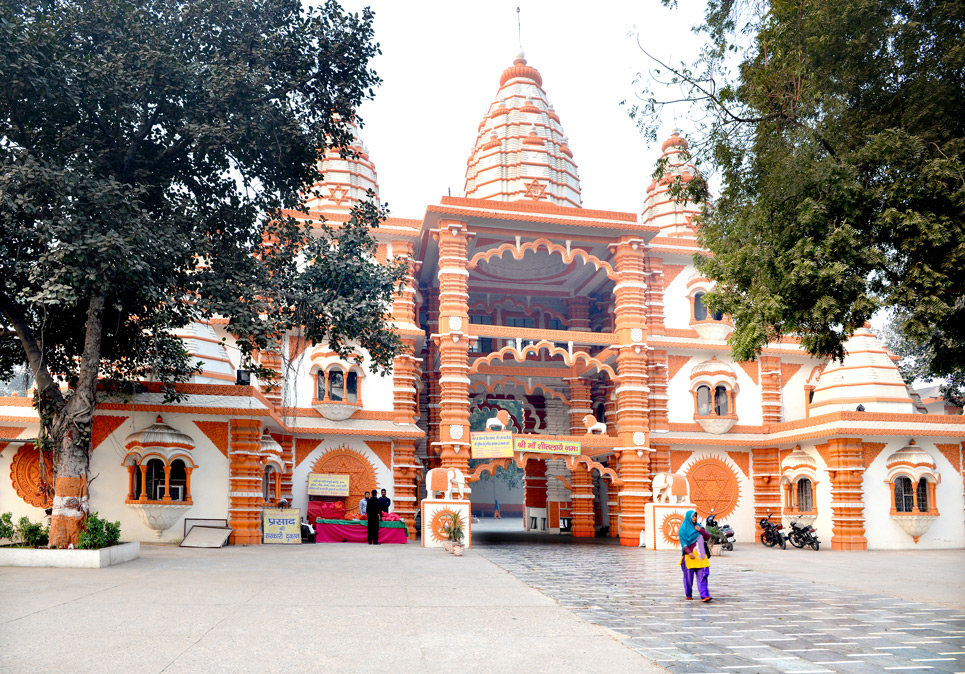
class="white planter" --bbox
[0,542,140,568]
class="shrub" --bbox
[17,516,49,548]
[0,512,14,541]
[78,512,121,550]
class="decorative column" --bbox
[434,221,472,474]
[391,239,423,539]
[644,256,666,334]
[258,342,284,408]
[424,371,442,470]
[126,465,136,500]
[751,446,781,538]
[570,464,595,537]
[162,464,172,502]
[607,454,620,537]
[544,458,571,532]
[760,356,783,424]
[648,349,670,433]
[138,464,148,502]
[567,379,592,433]
[826,437,868,550]
[524,459,547,528]
[604,386,618,437]
[228,418,264,545]
[278,434,294,503]
[611,236,652,546]
[564,296,592,331]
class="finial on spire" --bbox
[517,6,522,51]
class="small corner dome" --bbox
[781,446,817,471]
[810,325,915,414]
[885,440,936,471]
[125,416,194,451]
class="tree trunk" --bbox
[46,294,106,548]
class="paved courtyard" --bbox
[2,520,963,674]
[474,520,965,674]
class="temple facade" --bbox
[1,54,963,550]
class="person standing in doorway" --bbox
[367,488,383,544]
[359,491,369,517]
[679,509,712,602]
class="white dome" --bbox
[810,325,915,414]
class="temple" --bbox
[2,53,963,550]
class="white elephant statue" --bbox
[652,471,690,504]
[425,466,470,500]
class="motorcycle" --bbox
[759,513,787,549]
[705,509,736,551]
[788,519,820,550]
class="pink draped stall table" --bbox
[314,518,408,544]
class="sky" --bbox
[334,0,709,220]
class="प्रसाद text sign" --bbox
[307,473,350,497]
[470,430,514,458]
[262,508,302,544]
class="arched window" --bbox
[714,385,729,415]
[145,459,165,501]
[894,476,914,513]
[169,459,187,502]
[696,385,712,416]
[916,477,929,513]
[346,371,358,403]
[694,291,723,321]
[694,292,708,321]
[797,478,813,512]
[328,369,344,402]
[263,464,278,501]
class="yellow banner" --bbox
[470,431,514,458]
[513,437,581,455]
[262,508,301,545]
[307,473,350,497]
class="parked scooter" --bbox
[787,519,820,550]
[705,509,736,551]
[759,513,787,549]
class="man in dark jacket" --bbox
[367,487,383,545]
[379,488,391,514]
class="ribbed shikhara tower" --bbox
[464,51,581,207]
[641,129,701,238]
[303,118,380,217]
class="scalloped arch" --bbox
[469,340,617,379]
[468,298,566,324]
[469,238,617,280]
[469,377,571,406]
[566,454,623,486]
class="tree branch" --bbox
[0,290,60,397]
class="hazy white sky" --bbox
[334,0,708,219]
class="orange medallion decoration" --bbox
[430,508,460,543]
[662,513,684,545]
[311,446,377,515]
[10,445,53,508]
[687,456,740,519]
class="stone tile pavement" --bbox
[472,522,965,674]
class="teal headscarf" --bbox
[678,509,699,548]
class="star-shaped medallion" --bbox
[524,179,546,201]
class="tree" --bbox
[0,0,405,546]
[881,312,965,408]
[630,0,965,371]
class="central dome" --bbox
[464,53,581,208]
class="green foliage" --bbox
[16,516,49,548]
[0,0,403,512]
[881,312,965,407]
[78,511,122,550]
[633,0,965,372]
[0,512,14,541]
[445,513,464,544]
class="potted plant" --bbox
[449,514,465,556]
[705,524,724,556]
[441,514,454,552]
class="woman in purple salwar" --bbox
[679,509,713,602]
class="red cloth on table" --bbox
[315,521,407,544]
[307,500,345,522]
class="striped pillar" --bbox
[228,419,263,545]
